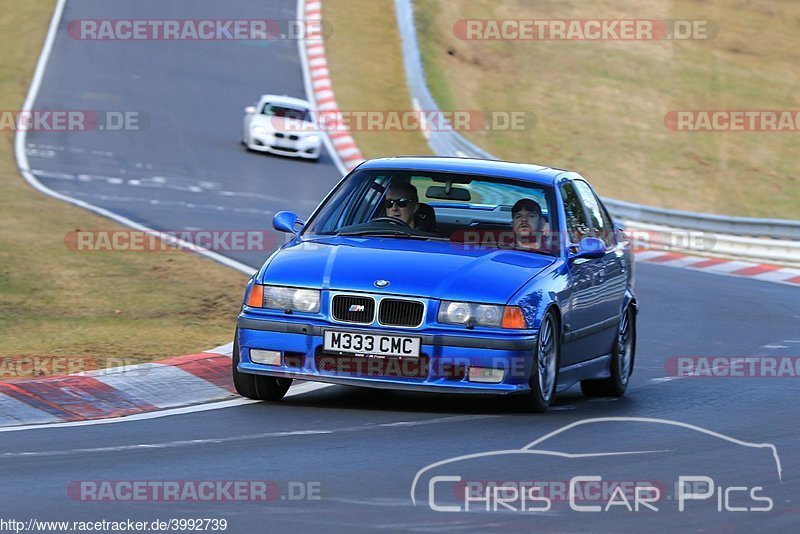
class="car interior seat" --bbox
[415,203,437,233]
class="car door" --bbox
[573,179,626,351]
[559,181,605,365]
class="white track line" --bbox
[1,414,497,454]
[0,381,333,433]
[14,0,256,276]
[5,0,344,431]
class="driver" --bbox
[511,198,545,250]
[383,182,419,228]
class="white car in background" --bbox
[242,95,321,161]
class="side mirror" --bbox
[244,105,256,114]
[273,211,304,235]
[570,237,605,262]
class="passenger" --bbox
[383,182,419,228]
[511,198,545,250]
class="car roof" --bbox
[258,94,312,108]
[356,156,572,186]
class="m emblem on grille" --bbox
[348,304,366,312]
[374,279,390,288]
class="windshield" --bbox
[261,103,312,123]
[303,169,560,256]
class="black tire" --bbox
[232,331,292,401]
[513,310,560,413]
[581,305,636,397]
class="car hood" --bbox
[259,236,555,303]
[250,114,316,134]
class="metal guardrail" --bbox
[394,0,800,254]
[601,199,800,241]
[621,221,800,265]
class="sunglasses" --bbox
[384,197,412,209]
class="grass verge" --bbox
[322,0,431,158]
[414,0,800,218]
[0,0,247,369]
[322,0,799,219]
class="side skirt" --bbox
[556,354,611,393]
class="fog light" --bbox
[468,367,505,383]
[250,349,282,366]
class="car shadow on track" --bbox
[273,384,637,417]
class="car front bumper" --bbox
[248,133,321,159]
[236,316,538,395]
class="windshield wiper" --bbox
[337,229,412,237]
[336,230,448,241]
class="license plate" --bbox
[323,331,420,357]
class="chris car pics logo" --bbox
[411,417,782,514]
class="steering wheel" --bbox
[369,216,412,228]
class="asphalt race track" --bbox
[5,0,799,531]
[23,0,342,268]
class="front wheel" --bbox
[232,331,292,401]
[514,310,560,413]
[581,305,635,397]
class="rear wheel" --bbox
[514,310,559,413]
[232,331,292,401]
[581,305,635,397]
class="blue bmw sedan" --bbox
[234,157,637,412]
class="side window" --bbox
[573,180,614,247]
[598,203,617,246]
[345,175,390,227]
[560,182,591,244]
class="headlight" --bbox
[250,285,320,313]
[292,289,320,312]
[253,126,270,136]
[440,301,473,324]
[304,134,320,144]
[475,304,502,325]
[438,301,525,328]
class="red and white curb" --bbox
[634,250,800,286]
[0,344,237,428]
[301,0,365,171]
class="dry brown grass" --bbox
[322,0,432,158]
[0,0,247,367]
[414,0,800,218]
